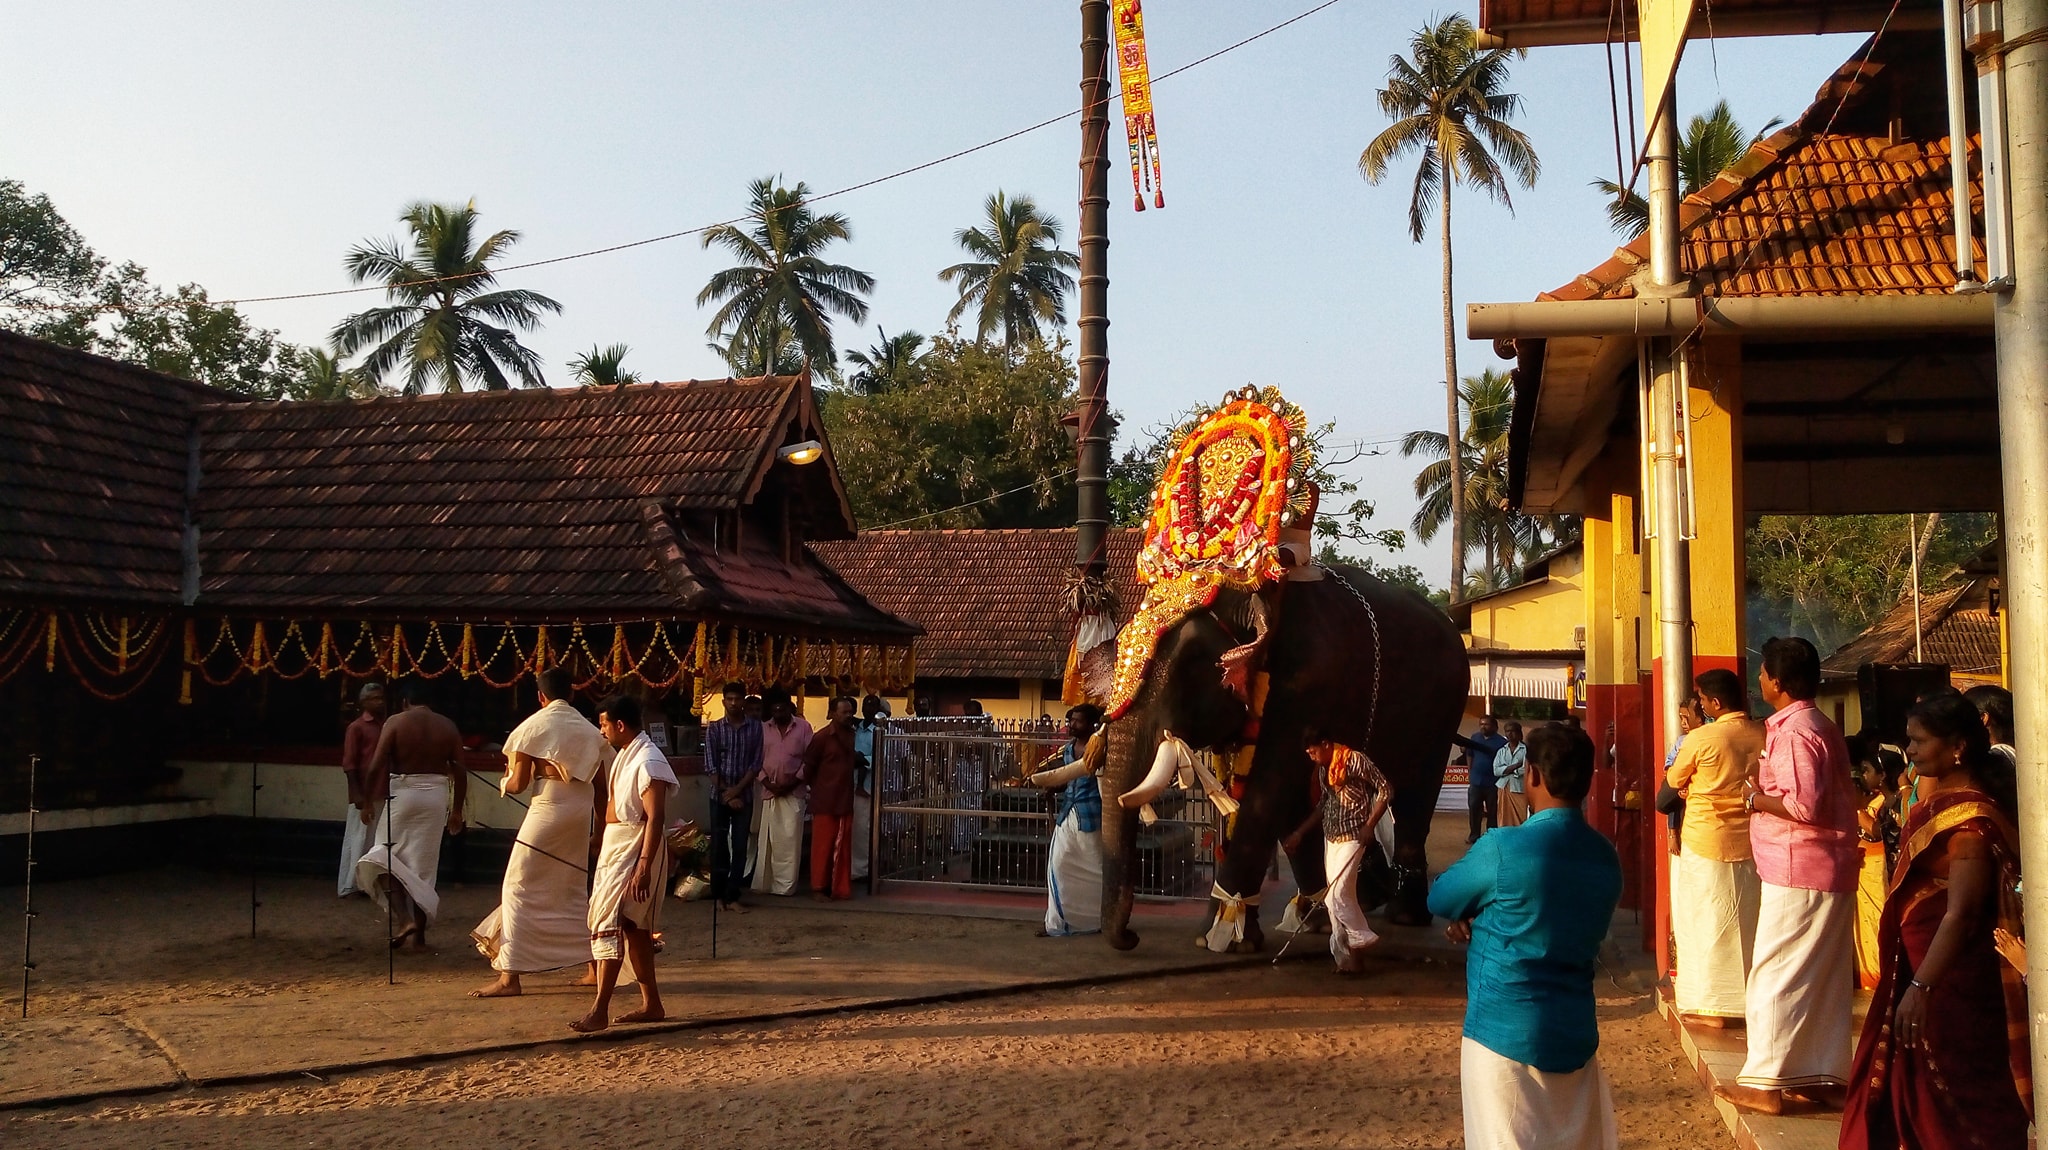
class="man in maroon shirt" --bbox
[801,696,860,901]
[338,683,387,897]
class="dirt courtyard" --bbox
[3,898,1722,1149]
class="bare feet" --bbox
[573,964,600,987]
[568,1009,608,1034]
[470,974,522,998]
[389,924,420,949]
[810,891,830,902]
[1785,1085,1846,1111]
[1682,1013,1737,1029]
[721,901,748,914]
[614,1006,666,1024]
[1714,1084,1785,1115]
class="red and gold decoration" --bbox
[0,605,913,703]
[1104,386,1314,719]
[1112,0,1164,211]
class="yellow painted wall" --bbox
[1465,547,1588,654]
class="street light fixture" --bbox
[778,439,824,465]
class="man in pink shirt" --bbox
[751,690,812,896]
[1718,636,1861,1115]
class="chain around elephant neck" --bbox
[1318,565,1382,752]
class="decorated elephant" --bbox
[1078,387,1467,952]
[1095,564,1466,950]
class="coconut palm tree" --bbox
[569,343,640,387]
[1360,14,1538,602]
[1590,100,1781,235]
[330,200,561,394]
[1402,369,1571,588]
[938,192,1079,350]
[711,315,805,377]
[844,327,927,394]
[699,177,873,372]
[291,347,384,401]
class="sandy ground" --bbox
[2,957,1720,1150]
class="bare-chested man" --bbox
[355,680,465,952]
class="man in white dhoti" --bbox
[470,666,609,998]
[751,690,811,896]
[1665,668,1765,1027]
[1430,725,1623,1149]
[338,683,386,897]
[1023,705,1106,937]
[1719,637,1861,1116]
[1304,736,1392,972]
[354,681,465,951]
[572,693,677,1034]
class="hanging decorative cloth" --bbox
[1112,0,1164,210]
[1104,387,1315,719]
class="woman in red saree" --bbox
[1840,692,2028,1149]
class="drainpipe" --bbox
[1946,0,1985,290]
[1971,0,2018,285]
[1993,0,2048,1119]
[1643,89,1693,762]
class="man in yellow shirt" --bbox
[1666,668,1766,1027]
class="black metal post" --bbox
[249,760,261,939]
[20,755,38,1019]
[1073,0,1112,581]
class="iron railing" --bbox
[872,720,1216,898]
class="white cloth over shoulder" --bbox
[502,699,611,785]
[606,731,678,824]
[1461,1037,1617,1150]
[354,774,449,924]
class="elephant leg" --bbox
[1384,786,1437,926]
[1099,805,1141,951]
[1209,800,1291,954]
[1282,830,1332,934]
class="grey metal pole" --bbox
[249,760,261,939]
[1645,89,1694,750]
[1992,0,2048,1120]
[1073,0,1112,581]
[20,755,37,1019]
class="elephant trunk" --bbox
[1097,718,1143,949]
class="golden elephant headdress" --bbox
[1104,386,1315,719]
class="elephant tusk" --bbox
[1118,736,1187,809]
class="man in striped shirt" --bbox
[704,681,762,912]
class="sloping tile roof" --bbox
[1541,31,1975,303]
[1823,578,2002,679]
[811,529,1144,680]
[0,331,221,605]
[1,331,909,637]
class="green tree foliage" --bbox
[292,348,386,400]
[569,343,640,387]
[938,192,1079,350]
[1590,100,1781,236]
[713,315,805,377]
[0,180,313,398]
[844,327,928,395]
[1360,14,1538,599]
[1747,513,1996,656]
[1401,368,1576,596]
[699,177,873,374]
[821,336,1076,529]
[332,200,561,394]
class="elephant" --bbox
[1097,562,1469,952]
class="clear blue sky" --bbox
[0,2,1862,584]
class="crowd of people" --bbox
[1649,637,2030,1149]
[326,638,2031,1141]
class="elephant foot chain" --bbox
[1385,863,1432,927]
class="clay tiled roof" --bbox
[811,529,1144,680]
[1823,579,2003,680]
[0,331,221,605]
[1542,32,1976,303]
[1,332,910,637]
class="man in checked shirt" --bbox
[703,681,763,912]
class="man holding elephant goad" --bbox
[1299,733,1392,972]
[1430,724,1623,1149]
[1023,704,1107,937]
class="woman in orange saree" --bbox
[1840,692,2028,1150]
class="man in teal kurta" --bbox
[1429,723,1624,1149]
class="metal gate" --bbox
[871,718,1217,897]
